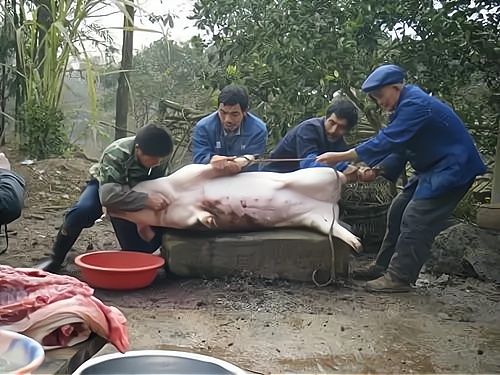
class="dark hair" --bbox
[218,84,249,111]
[325,99,358,129]
[134,123,173,157]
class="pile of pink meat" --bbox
[0,265,129,353]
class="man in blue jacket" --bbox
[192,84,268,172]
[264,98,406,183]
[264,99,358,173]
[316,64,487,293]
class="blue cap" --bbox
[361,64,406,93]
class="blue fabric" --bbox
[372,151,409,183]
[192,111,268,172]
[362,64,406,93]
[64,179,163,253]
[264,117,350,173]
[110,217,163,254]
[0,169,26,225]
[355,84,487,199]
[64,179,104,229]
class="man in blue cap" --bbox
[315,64,487,293]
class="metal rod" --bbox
[253,158,312,163]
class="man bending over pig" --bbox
[35,123,174,273]
[192,84,268,172]
[263,98,406,183]
[317,64,487,292]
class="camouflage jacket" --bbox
[89,137,170,211]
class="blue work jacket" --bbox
[355,85,487,199]
[264,117,351,173]
[264,117,406,179]
[192,111,268,172]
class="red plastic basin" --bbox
[75,251,165,290]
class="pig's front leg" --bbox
[332,221,363,253]
[196,210,218,229]
[163,203,218,230]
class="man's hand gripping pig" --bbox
[210,154,256,175]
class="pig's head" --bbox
[342,164,360,183]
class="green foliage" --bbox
[18,100,69,158]
[191,0,499,153]
[133,37,214,119]
[0,0,137,158]
[191,0,404,145]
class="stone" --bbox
[427,223,500,282]
[160,228,354,283]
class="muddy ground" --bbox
[2,149,500,374]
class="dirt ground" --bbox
[2,149,500,374]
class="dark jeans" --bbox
[63,179,164,253]
[375,180,473,283]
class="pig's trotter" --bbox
[137,225,156,242]
[332,221,363,253]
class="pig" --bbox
[105,155,363,252]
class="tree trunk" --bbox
[36,1,51,79]
[491,119,500,204]
[0,0,7,145]
[114,0,134,140]
[14,0,25,138]
[0,65,6,146]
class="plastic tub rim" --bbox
[75,251,165,273]
[71,349,247,375]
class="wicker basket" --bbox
[339,177,397,253]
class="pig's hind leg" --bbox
[282,168,346,203]
[306,204,362,253]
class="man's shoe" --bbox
[35,258,63,274]
[352,264,386,281]
[365,273,413,293]
[34,228,80,274]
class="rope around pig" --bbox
[311,168,342,287]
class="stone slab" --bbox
[160,228,352,283]
[34,334,106,375]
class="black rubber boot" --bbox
[352,264,386,281]
[35,228,81,274]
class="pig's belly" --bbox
[195,173,322,230]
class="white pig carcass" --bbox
[106,156,362,252]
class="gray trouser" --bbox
[374,180,473,283]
